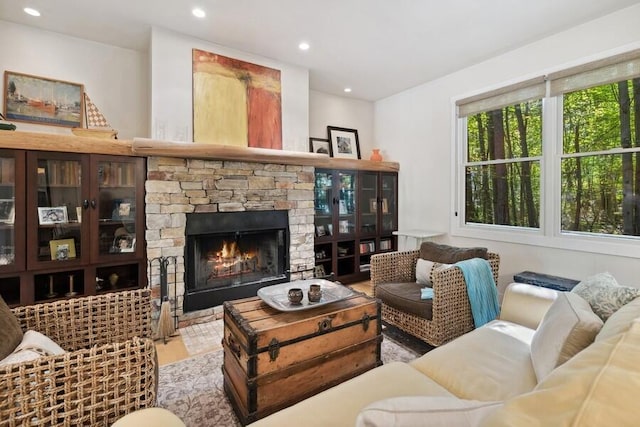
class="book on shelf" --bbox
[359,264,371,272]
[359,241,375,254]
[380,239,392,251]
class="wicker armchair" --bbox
[371,250,500,347]
[0,289,158,426]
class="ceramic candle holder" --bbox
[308,284,322,303]
[288,288,303,305]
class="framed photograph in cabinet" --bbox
[3,71,84,128]
[315,225,326,237]
[369,198,377,213]
[309,137,331,156]
[112,199,134,220]
[327,126,360,160]
[0,199,14,224]
[38,206,68,225]
[49,238,76,261]
[382,198,389,214]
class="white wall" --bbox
[375,4,640,288]
[0,21,148,139]
[309,90,375,159]
[150,27,309,151]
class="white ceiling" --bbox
[1,0,639,101]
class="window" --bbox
[561,82,640,237]
[456,49,640,248]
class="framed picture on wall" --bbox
[328,126,361,160]
[4,71,84,128]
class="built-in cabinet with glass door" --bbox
[357,171,398,276]
[0,150,146,307]
[314,168,397,283]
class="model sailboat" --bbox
[71,93,118,139]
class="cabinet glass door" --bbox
[314,170,334,238]
[337,171,356,236]
[96,159,138,257]
[0,152,22,273]
[381,173,397,233]
[34,157,84,264]
[359,172,378,235]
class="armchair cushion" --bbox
[420,242,488,264]
[416,258,435,285]
[0,330,65,366]
[377,282,433,320]
[0,296,23,360]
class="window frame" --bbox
[452,78,640,259]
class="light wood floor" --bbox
[155,280,373,366]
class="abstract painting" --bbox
[193,49,282,149]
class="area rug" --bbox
[158,336,420,427]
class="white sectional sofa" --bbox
[249,281,640,426]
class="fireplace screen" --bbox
[184,210,289,311]
[191,229,284,289]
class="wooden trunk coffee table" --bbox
[222,290,381,425]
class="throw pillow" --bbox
[356,396,502,427]
[530,292,603,382]
[481,319,640,427]
[0,295,23,360]
[595,296,640,342]
[0,330,66,367]
[571,272,640,321]
[415,258,435,285]
[419,241,488,264]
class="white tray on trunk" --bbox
[257,279,355,312]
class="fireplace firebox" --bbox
[184,211,289,312]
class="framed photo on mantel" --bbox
[327,126,361,160]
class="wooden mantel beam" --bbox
[0,132,399,172]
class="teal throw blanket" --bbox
[456,258,499,327]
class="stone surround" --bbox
[145,156,316,322]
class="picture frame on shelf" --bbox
[315,225,326,237]
[4,71,84,128]
[309,137,331,156]
[38,206,68,225]
[327,126,361,160]
[112,199,134,221]
[314,265,326,278]
[112,230,136,253]
[49,238,76,261]
[0,199,15,224]
[369,198,377,213]
[382,198,389,214]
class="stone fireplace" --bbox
[145,156,315,322]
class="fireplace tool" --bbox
[148,256,178,343]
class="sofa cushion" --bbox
[377,282,433,320]
[571,272,640,321]
[596,296,640,342]
[0,295,23,360]
[530,292,602,382]
[419,241,488,264]
[410,320,537,401]
[247,362,454,427]
[355,397,502,427]
[415,258,434,286]
[481,318,640,427]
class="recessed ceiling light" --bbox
[192,8,206,18]
[24,7,40,17]
[298,42,310,51]
[344,88,352,93]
